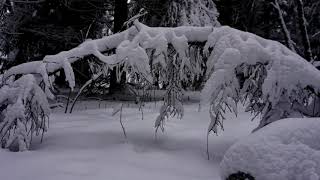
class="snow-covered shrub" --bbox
[0,75,50,151]
[3,21,319,139]
[117,22,211,132]
[220,118,320,180]
[201,26,320,134]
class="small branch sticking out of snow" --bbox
[112,103,127,138]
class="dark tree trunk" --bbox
[109,0,128,94]
[272,0,296,52]
[297,0,313,61]
[114,0,128,33]
[262,3,273,39]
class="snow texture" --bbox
[0,101,257,180]
[220,118,320,180]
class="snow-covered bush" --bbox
[127,24,208,131]
[220,118,320,180]
[2,21,320,141]
[201,26,320,134]
[0,75,50,151]
[1,21,211,137]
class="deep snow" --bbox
[221,118,320,180]
[0,102,257,180]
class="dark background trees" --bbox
[109,0,127,94]
[215,0,320,62]
[130,0,219,27]
[1,0,111,63]
[0,0,113,84]
[1,0,319,91]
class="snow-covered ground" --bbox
[0,102,257,180]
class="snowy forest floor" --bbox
[0,100,258,180]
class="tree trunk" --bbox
[272,0,296,52]
[114,0,128,33]
[109,0,128,94]
[262,3,272,39]
[297,0,313,61]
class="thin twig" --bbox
[119,104,127,138]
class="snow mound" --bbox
[220,118,320,180]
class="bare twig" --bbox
[119,104,127,138]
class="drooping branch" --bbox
[1,19,320,152]
[3,26,137,79]
[3,21,213,90]
[202,26,320,135]
[69,71,104,113]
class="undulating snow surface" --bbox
[221,118,320,180]
[0,102,256,180]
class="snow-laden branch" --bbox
[0,75,50,151]
[201,26,320,134]
[2,20,320,151]
[3,26,138,90]
[3,20,213,91]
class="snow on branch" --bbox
[3,21,213,91]
[2,21,319,149]
[202,26,320,134]
[0,75,50,151]
[2,27,138,90]
[0,21,215,149]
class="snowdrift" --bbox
[220,118,320,180]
